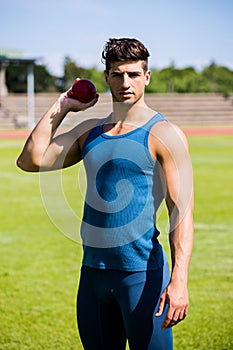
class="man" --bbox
[17,38,194,350]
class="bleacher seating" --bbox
[0,93,232,128]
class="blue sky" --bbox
[1,0,232,76]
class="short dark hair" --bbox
[102,38,150,73]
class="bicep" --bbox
[40,117,101,171]
[41,131,82,170]
[155,123,193,219]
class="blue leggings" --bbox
[76,264,173,350]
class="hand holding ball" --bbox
[68,79,97,103]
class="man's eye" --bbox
[129,73,141,77]
[112,73,122,77]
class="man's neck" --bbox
[110,100,151,124]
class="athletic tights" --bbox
[76,262,173,350]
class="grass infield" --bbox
[0,135,232,349]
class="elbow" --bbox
[16,155,39,172]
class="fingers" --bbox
[162,304,188,330]
[81,94,99,108]
[155,290,167,317]
[155,287,189,329]
[63,92,99,111]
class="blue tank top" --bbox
[80,112,167,271]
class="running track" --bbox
[1,127,233,139]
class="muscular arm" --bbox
[17,92,98,172]
[152,122,194,329]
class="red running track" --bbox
[0,127,233,139]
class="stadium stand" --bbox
[0,93,232,129]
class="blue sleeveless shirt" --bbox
[80,112,167,271]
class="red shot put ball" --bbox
[68,79,97,103]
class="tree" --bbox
[5,57,233,94]
[34,65,58,92]
[6,63,58,93]
[173,67,211,93]
[6,62,28,93]
[203,62,233,94]
[202,61,218,93]
[63,56,88,90]
[84,67,107,93]
[62,57,107,93]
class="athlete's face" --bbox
[104,60,150,105]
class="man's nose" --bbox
[122,74,130,89]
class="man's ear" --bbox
[104,71,109,85]
[145,70,151,86]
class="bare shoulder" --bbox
[67,116,106,138]
[149,121,190,160]
[168,122,189,149]
[152,121,188,147]
[55,116,107,148]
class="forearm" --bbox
[169,209,194,284]
[156,209,194,328]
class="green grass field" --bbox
[0,135,232,349]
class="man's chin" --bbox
[113,100,135,108]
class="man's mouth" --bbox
[119,91,133,97]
